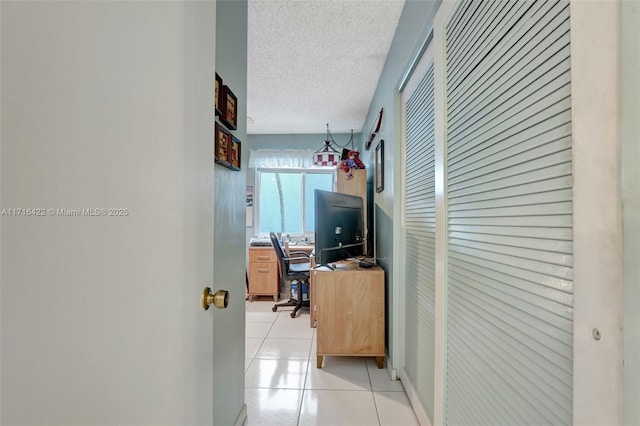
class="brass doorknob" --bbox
[201,287,229,310]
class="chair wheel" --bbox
[290,311,296,318]
[272,306,277,312]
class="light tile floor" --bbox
[245,300,420,426]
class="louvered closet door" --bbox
[444,0,573,424]
[403,61,436,421]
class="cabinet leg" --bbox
[316,355,323,368]
[375,356,384,369]
[273,295,278,302]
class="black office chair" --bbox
[269,232,311,318]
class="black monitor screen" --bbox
[314,189,365,266]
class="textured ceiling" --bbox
[247,0,405,134]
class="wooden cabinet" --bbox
[312,261,385,368]
[336,168,367,198]
[336,168,367,252]
[248,246,279,301]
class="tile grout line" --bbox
[246,304,279,361]
[296,328,315,425]
[246,302,310,425]
[245,302,419,425]
[365,357,383,426]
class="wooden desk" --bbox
[248,246,279,301]
[247,243,314,301]
[311,260,385,369]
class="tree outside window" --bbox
[257,170,334,237]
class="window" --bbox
[257,169,334,237]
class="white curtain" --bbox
[248,149,332,169]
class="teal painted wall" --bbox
[214,1,248,424]
[359,0,441,368]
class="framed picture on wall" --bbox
[220,85,238,130]
[215,73,223,117]
[228,136,241,171]
[375,139,384,193]
[215,122,230,167]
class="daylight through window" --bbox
[257,169,334,237]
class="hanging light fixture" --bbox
[313,124,340,167]
[313,124,355,167]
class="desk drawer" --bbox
[249,248,276,263]
[248,262,278,294]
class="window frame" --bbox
[254,167,335,238]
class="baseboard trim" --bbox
[386,354,398,380]
[399,369,433,426]
[233,403,247,426]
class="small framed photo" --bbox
[220,85,238,130]
[215,122,230,167]
[215,73,223,117]
[228,136,241,171]
[375,139,384,193]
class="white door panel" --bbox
[0,2,242,424]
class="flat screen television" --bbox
[314,189,365,266]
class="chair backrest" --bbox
[269,232,311,280]
[269,232,289,275]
